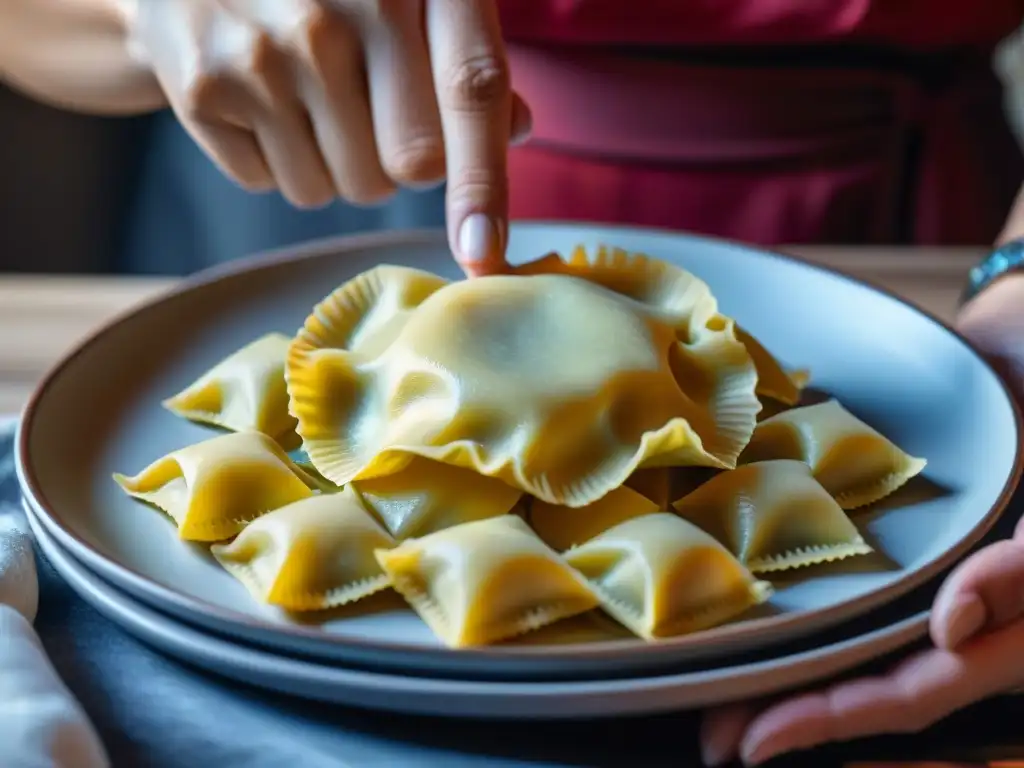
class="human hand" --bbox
[697,273,1024,766]
[118,0,532,275]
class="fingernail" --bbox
[458,213,500,264]
[943,593,986,649]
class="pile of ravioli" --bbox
[113,246,927,648]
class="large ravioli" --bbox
[517,247,808,404]
[740,399,927,509]
[287,247,762,507]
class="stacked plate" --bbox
[15,224,1023,719]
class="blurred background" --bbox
[2,31,1024,278]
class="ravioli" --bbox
[673,460,872,572]
[528,485,660,551]
[623,466,720,509]
[113,431,323,541]
[288,248,760,507]
[351,456,523,540]
[374,515,600,647]
[517,245,807,403]
[739,399,927,509]
[211,488,395,611]
[511,245,719,341]
[163,333,300,448]
[564,513,772,639]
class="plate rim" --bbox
[16,223,1024,664]
[28,500,931,717]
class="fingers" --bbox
[298,5,396,204]
[727,620,1024,766]
[242,29,336,208]
[930,538,1024,649]
[133,3,275,194]
[360,0,446,188]
[699,703,759,767]
[138,0,526,222]
[184,120,275,192]
[426,0,513,275]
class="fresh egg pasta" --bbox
[739,399,927,508]
[564,513,773,639]
[163,333,299,447]
[673,460,872,572]
[112,431,323,541]
[211,488,395,611]
[114,244,928,649]
[287,248,761,507]
[375,515,600,647]
[351,456,523,540]
[528,485,660,551]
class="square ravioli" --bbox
[163,333,300,448]
[211,488,396,611]
[287,247,763,508]
[673,460,872,572]
[739,399,927,508]
[113,431,324,541]
[374,515,600,648]
[528,485,660,551]
[564,513,772,640]
[352,456,523,540]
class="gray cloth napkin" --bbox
[1,420,703,767]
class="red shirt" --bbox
[497,1,1024,245]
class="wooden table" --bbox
[0,246,984,415]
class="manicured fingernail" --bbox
[943,593,986,649]
[458,213,500,264]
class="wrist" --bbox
[960,239,1024,308]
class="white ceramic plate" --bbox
[29,502,938,719]
[17,224,1022,680]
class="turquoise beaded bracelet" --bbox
[960,239,1024,306]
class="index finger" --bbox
[426,0,512,276]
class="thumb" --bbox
[930,538,1024,650]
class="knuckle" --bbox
[447,169,506,207]
[180,73,222,123]
[297,5,341,57]
[383,137,446,184]
[443,55,511,112]
[245,30,279,76]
